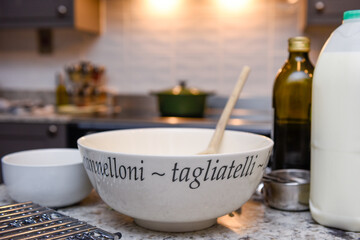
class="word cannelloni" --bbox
[83,156,145,181]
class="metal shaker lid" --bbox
[288,36,310,52]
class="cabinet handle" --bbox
[314,1,325,13]
[47,125,58,137]
[57,5,68,17]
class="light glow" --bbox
[228,118,247,126]
[147,0,180,13]
[287,0,298,4]
[164,117,182,124]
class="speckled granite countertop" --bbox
[0,185,358,240]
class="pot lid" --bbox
[156,80,209,96]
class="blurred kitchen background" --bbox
[0,0,345,102]
[0,0,356,182]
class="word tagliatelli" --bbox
[83,155,261,190]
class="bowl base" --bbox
[134,218,217,232]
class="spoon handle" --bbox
[203,65,251,154]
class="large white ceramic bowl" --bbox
[2,148,93,207]
[78,128,273,232]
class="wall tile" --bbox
[0,0,334,109]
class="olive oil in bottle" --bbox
[56,73,69,107]
[272,36,314,170]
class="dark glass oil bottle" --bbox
[272,36,314,170]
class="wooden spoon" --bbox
[199,65,251,155]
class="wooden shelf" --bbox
[74,0,105,34]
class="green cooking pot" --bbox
[152,81,213,118]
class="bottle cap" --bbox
[343,10,360,21]
[288,36,310,52]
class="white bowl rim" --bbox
[77,127,274,158]
[1,148,82,167]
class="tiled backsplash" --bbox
[0,0,335,109]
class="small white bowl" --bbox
[2,148,93,207]
[78,128,273,232]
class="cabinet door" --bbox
[0,0,74,28]
[307,0,360,26]
[0,122,68,153]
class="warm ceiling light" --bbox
[218,0,251,11]
[147,0,180,13]
[287,0,298,4]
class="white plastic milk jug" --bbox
[310,10,360,231]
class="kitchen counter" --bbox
[0,185,358,240]
[0,93,271,126]
[0,95,272,155]
[0,109,271,133]
[0,95,272,137]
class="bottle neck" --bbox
[288,51,310,62]
[343,18,360,24]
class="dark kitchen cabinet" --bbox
[0,0,104,34]
[0,0,73,28]
[0,122,68,183]
[305,0,360,26]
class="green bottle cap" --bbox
[343,10,360,21]
[288,36,310,52]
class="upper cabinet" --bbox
[0,0,105,34]
[304,0,360,27]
